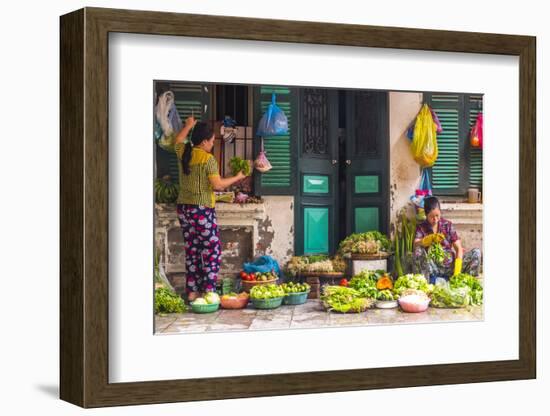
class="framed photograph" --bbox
[60,7,536,408]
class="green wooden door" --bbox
[344,90,389,237]
[295,89,340,255]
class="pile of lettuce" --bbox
[348,270,383,299]
[393,274,433,296]
[430,273,483,308]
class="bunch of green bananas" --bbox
[155,175,179,203]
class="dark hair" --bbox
[423,196,441,215]
[182,122,214,175]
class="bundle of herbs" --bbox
[320,286,374,313]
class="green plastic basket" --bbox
[283,291,310,305]
[190,301,220,314]
[251,296,284,310]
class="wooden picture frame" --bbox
[60,7,536,408]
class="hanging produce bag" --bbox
[410,104,438,167]
[409,168,432,221]
[256,93,288,136]
[470,112,483,149]
[254,138,273,173]
[154,91,183,153]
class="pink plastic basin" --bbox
[398,295,430,313]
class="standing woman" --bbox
[174,118,246,301]
[412,196,481,280]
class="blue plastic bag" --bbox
[243,255,282,277]
[256,93,288,136]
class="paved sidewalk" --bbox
[155,300,483,334]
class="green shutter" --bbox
[430,95,461,190]
[468,95,483,189]
[255,86,296,193]
[155,83,210,180]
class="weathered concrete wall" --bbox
[389,91,423,227]
[257,196,295,267]
[155,197,294,293]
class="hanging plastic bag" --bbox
[154,91,183,152]
[470,112,483,149]
[256,93,288,136]
[410,104,438,167]
[430,107,443,134]
[254,138,273,173]
[409,168,432,221]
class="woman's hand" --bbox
[184,116,197,129]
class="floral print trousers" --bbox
[176,204,221,295]
[412,247,481,281]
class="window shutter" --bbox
[155,83,211,180]
[253,86,297,195]
[429,94,463,192]
[468,95,483,189]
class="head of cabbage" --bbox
[193,298,207,305]
[204,292,220,304]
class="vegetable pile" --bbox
[348,270,380,300]
[229,157,251,176]
[240,270,277,282]
[377,289,396,301]
[285,254,345,276]
[154,287,186,314]
[249,284,285,300]
[430,273,483,307]
[281,282,310,294]
[321,286,374,313]
[393,274,434,296]
[338,231,391,256]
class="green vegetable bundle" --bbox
[450,273,483,305]
[250,284,284,300]
[428,242,450,265]
[393,274,434,296]
[229,157,251,176]
[376,289,396,301]
[321,286,374,313]
[348,270,381,299]
[154,287,186,314]
[430,285,472,308]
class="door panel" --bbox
[296,88,339,255]
[345,91,389,236]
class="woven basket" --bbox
[190,301,220,314]
[348,252,390,260]
[282,291,309,305]
[240,278,278,293]
[250,296,284,310]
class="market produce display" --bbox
[154,175,179,203]
[249,284,285,300]
[430,273,483,307]
[338,231,391,256]
[281,282,310,294]
[285,254,345,276]
[229,156,251,176]
[376,289,396,301]
[154,287,186,314]
[192,292,220,305]
[393,273,434,296]
[240,270,277,282]
[321,285,374,313]
[348,271,379,300]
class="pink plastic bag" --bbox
[254,138,273,173]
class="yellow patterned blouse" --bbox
[175,143,220,208]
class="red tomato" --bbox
[339,278,349,287]
[240,271,248,279]
[249,273,256,281]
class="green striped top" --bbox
[175,144,220,208]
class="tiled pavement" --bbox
[155,300,483,334]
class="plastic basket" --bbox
[283,291,309,305]
[250,297,284,310]
[190,301,220,314]
[240,278,278,293]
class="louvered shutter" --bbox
[155,83,211,180]
[253,86,297,195]
[467,95,483,189]
[428,94,464,192]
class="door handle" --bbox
[331,159,338,165]
[345,160,352,165]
